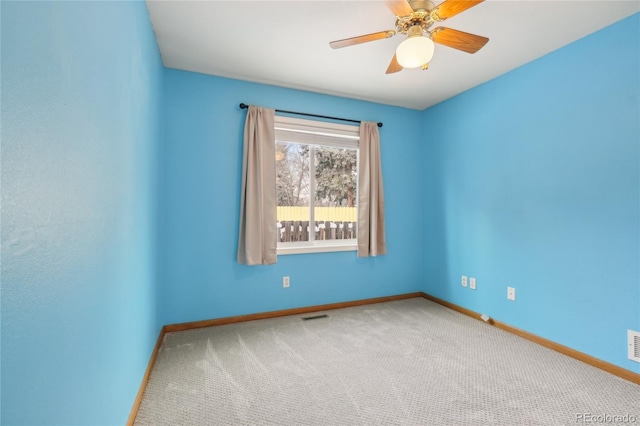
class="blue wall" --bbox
[159,70,425,325]
[1,1,163,424]
[422,14,639,373]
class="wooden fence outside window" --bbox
[278,221,356,242]
[277,206,357,242]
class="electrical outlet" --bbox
[470,277,476,290]
[461,275,468,287]
[283,276,290,288]
[507,287,516,301]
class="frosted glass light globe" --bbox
[396,36,435,69]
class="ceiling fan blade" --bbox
[385,54,403,74]
[329,31,395,49]
[431,0,484,20]
[431,27,489,54]
[386,0,414,16]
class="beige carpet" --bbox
[135,298,640,425]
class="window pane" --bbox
[314,146,358,241]
[276,142,310,242]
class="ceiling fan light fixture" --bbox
[396,35,435,69]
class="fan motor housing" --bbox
[395,12,431,35]
[408,0,435,12]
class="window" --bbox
[275,116,359,254]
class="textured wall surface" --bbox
[159,70,426,326]
[1,1,163,424]
[422,14,639,373]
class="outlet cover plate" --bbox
[628,330,640,362]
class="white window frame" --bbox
[275,116,359,255]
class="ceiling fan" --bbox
[329,0,489,74]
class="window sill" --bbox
[277,242,357,255]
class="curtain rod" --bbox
[239,103,383,128]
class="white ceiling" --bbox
[146,1,639,110]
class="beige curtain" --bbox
[357,122,387,257]
[237,106,277,265]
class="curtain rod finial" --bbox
[239,103,248,109]
[377,122,383,128]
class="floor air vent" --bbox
[628,330,640,363]
[302,314,328,321]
